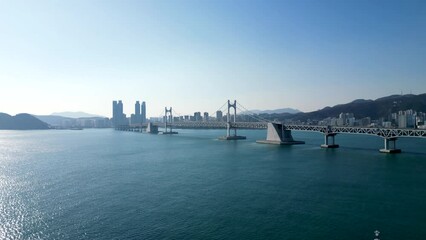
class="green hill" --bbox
[256,94,426,122]
[292,94,426,121]
[0,113,50,130]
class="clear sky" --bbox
[1,0,425,118]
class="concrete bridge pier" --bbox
[379,137,401,153]
[146,122,159,134]
[219,122,246,140]
[321,133,339,148]
[256,123,305,145]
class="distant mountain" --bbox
[35,115,73,126]
[241,108,301,115]
[0,113,50,130]
[289,93,426,121]
[35,115,108,126]
[51,111,104,118]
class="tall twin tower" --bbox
[112,100,146,127]
[131,101,146,125]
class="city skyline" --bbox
[1,0,426,117]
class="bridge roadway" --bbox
[123,121,426,138]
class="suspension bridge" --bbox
[115,100,426,154]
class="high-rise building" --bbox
[118,100,124,124]
[397,110,416,128]
[119,100,127,125]
[216,111,223,121]
[112,100,127,126]
[131,101,142,124]
[398,112,407,128]
[203,112,209,122]
[194,112,202,121]
[360,117,371,127]
[141,101,146,123]
[135,101,141,117]
[112,100,118,126]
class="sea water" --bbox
[1,129,426,239]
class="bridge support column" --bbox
[219,100,246,140]
[321,133,339,148]
[256,123,305,145]
[379,137,401,153]
[163,107,178,135]
[146,122,159,134]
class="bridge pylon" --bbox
[219,100,246,140]
[163,107,178,135]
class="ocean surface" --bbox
[1,128,426,240]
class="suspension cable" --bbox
[156,109,164,120]
[215,101,228,114]
[207,100,229,120]
[172,108,182,118]
[236,102,271,123]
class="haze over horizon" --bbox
[1,0,425,118]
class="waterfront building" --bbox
[383,121,392,128]
[407,113,415,128]
[336,118,344,126]
[135,101,141,117]
[416,115,424,128]
[112,101,117,126]
[112,100,127,126]
[141,101,146,123]
[94,118,111,128]
[194,112,202,121]
[203,112,209,122]
[216,111,223,121]
[397,109,416,128]
[348,117,355,126]
[149,117,162,122]
[398,112,407,128]
[360,117,371,127]
[338,113,346,125]
[131,101,142,124]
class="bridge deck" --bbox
[117,122,426,138]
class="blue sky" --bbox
[1,0,425,117]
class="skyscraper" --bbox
[216,110,223,122]
[135,101,141,117]
[118,100,123,119]
[141,101,146,123]
[194,112,202,121]
[131,101,141,124]
[112,100,118,126]
[112,100,127,126]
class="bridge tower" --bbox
[219,100,246,140]
[163,107,178,135]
